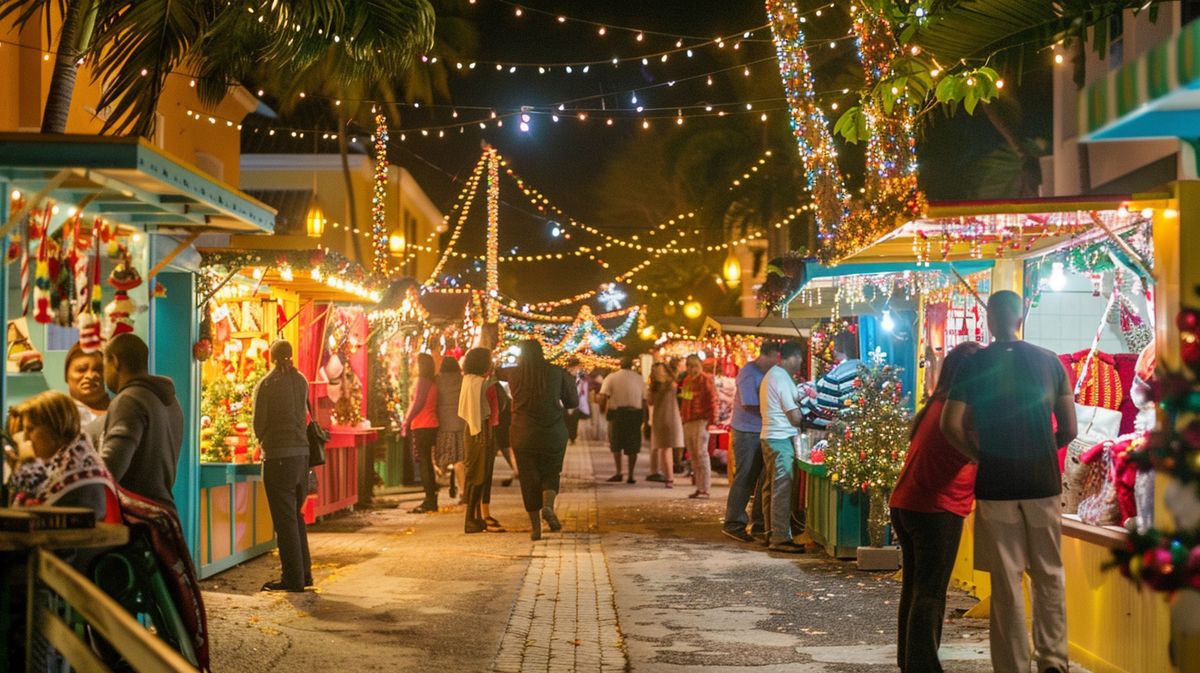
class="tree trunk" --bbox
[41,0,93,133]
[337,105,365,265]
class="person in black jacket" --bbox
[508,340,578,540]
[253,340,313,592]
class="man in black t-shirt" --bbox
[941,290,1076,673]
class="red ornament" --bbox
[193,338,213,361]
[1176,309,1200,333]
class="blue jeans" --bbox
[724,429,764,534]
[760,438,796,545]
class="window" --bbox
[1107,12,1124,70]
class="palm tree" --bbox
[0,1,435,138]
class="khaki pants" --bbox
[974,496,1068,673]
[683,420,710,493]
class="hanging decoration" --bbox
[597,283,626,311]
[371,113,390,277]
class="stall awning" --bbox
[803,259,993,285]
[837,197,1148,265]
[0,134,275,233]
[701,315,814,338]
[1081,19,1200,141]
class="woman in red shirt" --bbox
[889,341,982,673]
[406,353,440,514]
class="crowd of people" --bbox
[3,291,1075,673]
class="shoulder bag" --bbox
[303,378,330,467]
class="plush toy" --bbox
[102,261,142,339]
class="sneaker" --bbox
[646,473,665,483]
[464,519,487,534]
[606,474,624,482]
[261,580,305,593]
[542,507,563,532]
[767,541,808,554]
[722,529,755,543]
[626,476,636,484]
[409,502,437,514]
[687,491,710,499]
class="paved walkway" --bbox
[201,438,1086,672]
[491,442,625,672]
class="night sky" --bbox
[245,1,1050,307]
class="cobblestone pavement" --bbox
[202,438,1090,672]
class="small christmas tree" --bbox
[826,359,910,546]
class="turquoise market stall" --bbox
[0,134,275,567]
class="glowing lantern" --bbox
[683,300,703,320]
[388,233,406,256]
[722,251,742,287]
[639,325,657,340]
[306,201,326,238]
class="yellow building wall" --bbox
[0,7,254,183]
[238,156,442,279]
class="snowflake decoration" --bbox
[868,346,888,366]
[598,283,626,311]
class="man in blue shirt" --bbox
[722,342,780,542]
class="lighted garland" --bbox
[485,145,501,321]
[199,248,382,297]
[766,0,848,241]
[371,114,390,277]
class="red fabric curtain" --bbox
[298,302,330,407]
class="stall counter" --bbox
[197,462,274,579]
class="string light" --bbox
[371,113,389,276]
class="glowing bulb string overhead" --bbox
[371,113,390,277]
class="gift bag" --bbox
[1077,446,1121,526]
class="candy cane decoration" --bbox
[32,206,53,324]
[19,212,30,316]
[1074,282,1121,399]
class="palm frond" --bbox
[911,0,1162,64]
[89,0,207,136]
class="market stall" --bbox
[195,249,381,574]
[0,134,276,567]
[819,196,1174,673]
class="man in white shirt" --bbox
[599,357,647,483]
[759,341,807,553]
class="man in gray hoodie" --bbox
[100,333,184,510]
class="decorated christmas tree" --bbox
[1113,305,1200,591]
[826,358,910,546]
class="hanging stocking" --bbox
[78,313,102,352]
[32,207,53,324]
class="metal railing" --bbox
[28,549,196,673]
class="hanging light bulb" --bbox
[881,309,895,332]
[683,300,703,320]
[1048,261,1067,292]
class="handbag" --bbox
[1077,443,1121,526]
[306,397,330,467]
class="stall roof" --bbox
[701,315,814,338]
[837,196,1156,265]
[0,134,275,233]
[1081,19,1200,142]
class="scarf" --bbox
[10,433,117,516]
[458,374,490,436]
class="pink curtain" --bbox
[298,302,330,410]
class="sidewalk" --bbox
[200,439,1040,672]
